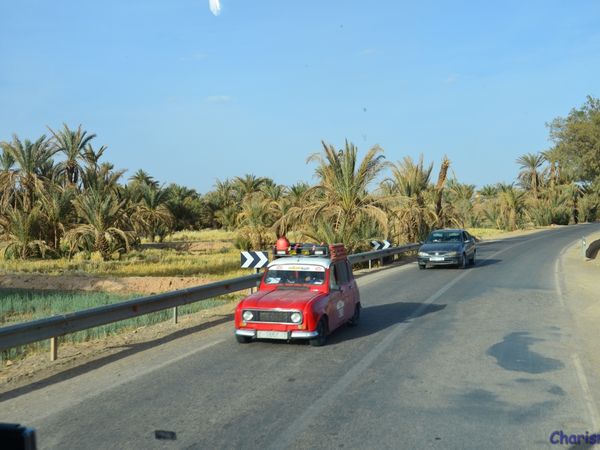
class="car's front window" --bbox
[426,232,462,243]
[265,267,325,285]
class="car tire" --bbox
[309,317,328,347]
[469,251,476,266]
[459,253,467,269]
[418,263,426,270]
[348,303,361,327]
[236,334,252,344]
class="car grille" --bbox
[246,310,294,323]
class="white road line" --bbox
[268,237,531,450]
[572,354,600,430]
[553,257,565,307]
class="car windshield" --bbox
[426,231,462,243]
[265,269,325,286]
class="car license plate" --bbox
[257,330,288,340]
[430,256,445,261]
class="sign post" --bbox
[241,251,269,293]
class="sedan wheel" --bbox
[469,251,476,266]
[459,253,467,269]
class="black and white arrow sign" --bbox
[370,240,391,250]
[240,251,269,269]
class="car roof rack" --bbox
[273,243,347,261]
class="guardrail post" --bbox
[173,306,178,324]
[50,337,58,361]
[368,259,372,270]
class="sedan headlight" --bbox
[290,312,303,323]
[242,310,254,321]
[418,251,429,257]
[446,251,458,257]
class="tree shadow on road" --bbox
[328,301,446,345]
[0,314,233,402]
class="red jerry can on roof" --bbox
[275,236,290,253]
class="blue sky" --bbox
[1,1,599,193]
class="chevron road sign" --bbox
[370,240,391,250]
[240,251,269,269]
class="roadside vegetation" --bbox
[0,288,241,361]
[1,97,599,265]
[1,97,598,363]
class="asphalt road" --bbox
[2,224,600,450]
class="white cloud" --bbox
[206,95,232,103]
[209,0,221,16]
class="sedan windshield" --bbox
[265,269,325,285]
[425,231,463,243]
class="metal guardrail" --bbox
[0,244,419,360]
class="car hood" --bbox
[419,243,462,253]
[241,288,325,310]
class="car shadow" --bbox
[327,301,447,345]
[0,314,233,402]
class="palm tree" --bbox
[0,149,17,210]
[81,144,107,172]
[129,169,159,189]
[233,174,268,198]
[384,155,435,242]
[516,153,545,195]
[131,186,174,242]
[434,156,451,222]
[0,134,56,211]
[39,185,76,252]
[497,183,526,230]
[66,190,131,260]
[235,193,275,249]
[0,206,51,259]
[290,140,388,250]
[49,124,96,186]
[445,179,475,228]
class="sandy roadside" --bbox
[560,230,600,379]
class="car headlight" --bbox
[290,312,302,323]
[446,251,458,257]
[418,251,429,257]
[242,310,254,321]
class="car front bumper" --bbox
[235,329,319,340]
[418,256,460,266]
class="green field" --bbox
[0,288,239,361]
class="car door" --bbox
[327,263,345,331]
[462,231,475,258]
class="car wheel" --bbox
[236,334,252,344]
[348,303,361,327]
[309,317,328,347]
[418,263,426,270]
[459,253,467,269]
[469,251,476,266]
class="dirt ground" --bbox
[1,226,596,393]
[0,274,216,295]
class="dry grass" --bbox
[0,229,254,279]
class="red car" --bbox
[234,243,361,346]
